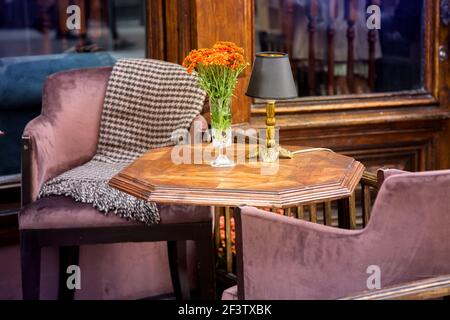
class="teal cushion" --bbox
[0,108,40,176]
[0,52,116,110]
[0,52,116,176]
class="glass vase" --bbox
[210,96,234,167]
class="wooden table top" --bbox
[109,144,364,208]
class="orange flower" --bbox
[213,41,244,55]
[183,41,246,73]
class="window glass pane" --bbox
[0,0,146,58]
[0,0,146,177]
[255,0,424,97]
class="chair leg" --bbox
[196,222,216,300]
[58,246,80,300]
[167,240,190,300]
[20,231,41,300]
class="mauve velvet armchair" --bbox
[19,67,215,300]
[223,169,450,300]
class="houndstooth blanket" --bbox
[39,59,206,224]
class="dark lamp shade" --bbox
[245,52,297,100]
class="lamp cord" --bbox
[291,147,334,155]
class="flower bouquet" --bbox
[183,41,248,167]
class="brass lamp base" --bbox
[263,100,294,161]
[248,145,293,161]
[246,99,295,162]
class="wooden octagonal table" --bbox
[109,144,364,299]
[109,144,364,208]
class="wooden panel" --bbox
[194,0,254,124]
[163,0,196,63]
[153,0,254,124]
[146,0,165,60]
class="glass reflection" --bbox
[255,0,424,97]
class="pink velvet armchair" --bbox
[20,67,215,300]
[223,169,450,300]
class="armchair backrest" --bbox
[368,169,450,239]
[23,67,113,201]
[360,170,450,287]
[22,64,210,202]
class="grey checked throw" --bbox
[39,58,206,224]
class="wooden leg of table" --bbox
[167,240,190,300]
[196,221,216,300]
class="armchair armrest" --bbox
[377,168,409,187]
[22,67,112,204]
[360,171,378,188]
[340,274,450,300]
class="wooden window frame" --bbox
[251,0,443,116]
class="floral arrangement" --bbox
[183,41,248,134]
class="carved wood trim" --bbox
[252,91,438,115]
[250,106,450,130]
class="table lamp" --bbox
[246,52,297,162]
